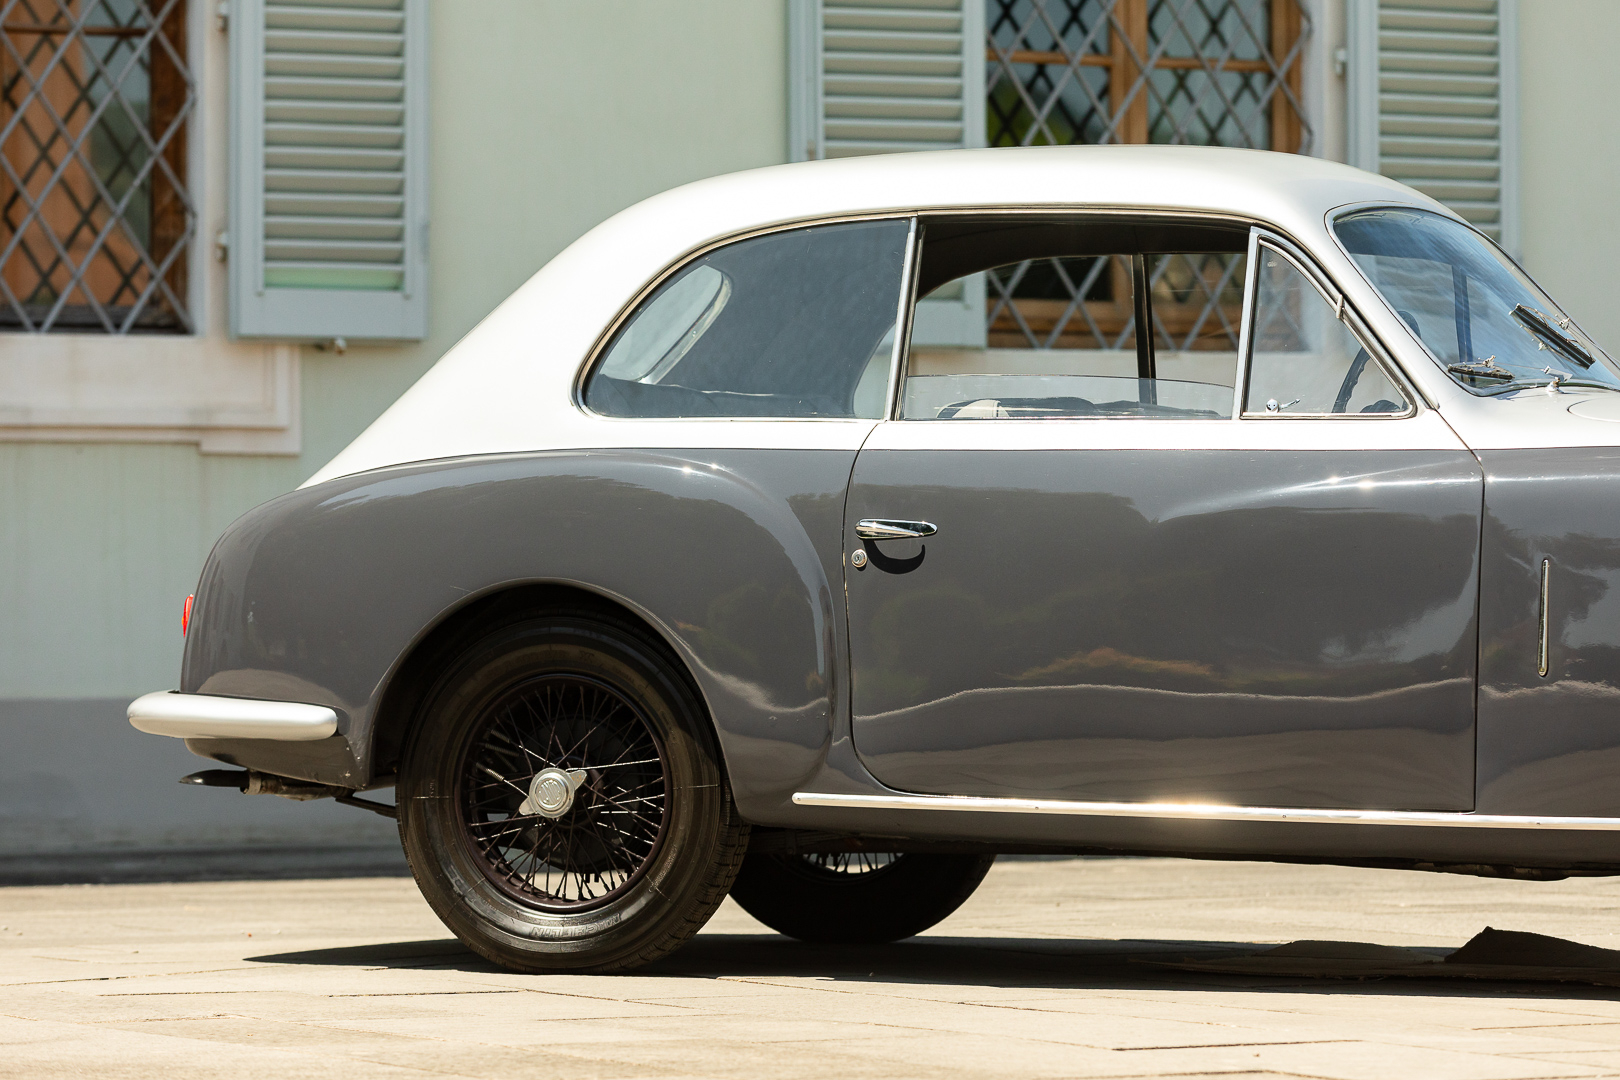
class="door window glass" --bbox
[1244,248,1408,416]
[899,217,1247,420]
[584,219,908,418]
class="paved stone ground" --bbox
[7,857,1620,1078]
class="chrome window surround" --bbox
[884,217,921,421]
[573,209,915,419]
[1236,229,1418,420]
[574,207,1425,424]
[1325,201,1619,399]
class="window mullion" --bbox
[1269,0,1304,153]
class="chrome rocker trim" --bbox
[127,691,339,742]
[792,791,1620,831]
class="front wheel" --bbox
[398,613,747,973]
[729,851,995,943]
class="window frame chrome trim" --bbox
[792,790,1620,831]
[573,206,1424,426]
[1240,231,1418,420]
[895,207,1260,423]
[573,210,918,418]
[575,206,1265,422]
[885,217,921,421]
[1230,225,1262,421]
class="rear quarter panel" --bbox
[182,449,853,812]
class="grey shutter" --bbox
[788,0,985,344]
[1349,0,1519,252]
[229,0,428,340]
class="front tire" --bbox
[398,613,747,973]
[730,851,995,943]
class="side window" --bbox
[583,219,909,419]
[1244,246,1409,416]
[898,217,1248,420]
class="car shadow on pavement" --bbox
[246,930,1620,999]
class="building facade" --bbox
[0,0,1611,854]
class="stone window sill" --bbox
[0,335,299,455]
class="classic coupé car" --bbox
[129,146,1620,973]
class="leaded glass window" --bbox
[983,0,1308,354]
[0,0,193,333]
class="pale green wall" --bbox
[9,0,1618,700]
[0,1,788,700]
[1517,0,1620,354]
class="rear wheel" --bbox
[729,851,995,943]
[398,613,747,973]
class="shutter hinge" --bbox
[216,0,228,32]
[1334,47,1348,78]
[214,231,229,262]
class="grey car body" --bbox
[135,146,1620,876]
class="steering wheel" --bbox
[1332,347,1371,414]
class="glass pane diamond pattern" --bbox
[0,0,193,332]
[987,0,1309,150]
[985,0,1307,353]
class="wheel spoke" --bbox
[460,673,669,910]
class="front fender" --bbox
[182,449,853,812]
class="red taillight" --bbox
[181,594,194,637]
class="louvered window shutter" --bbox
[788,0,985,346]
[228,0,428,340]
[1348,0,1519,253]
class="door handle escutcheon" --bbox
[855,519,938,540]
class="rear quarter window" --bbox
[584,219,910,419]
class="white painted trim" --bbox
[786,0,821,161]
[128,691,338,741]
[0,1,302,455]
[1298,0,1331,158]
[1345,0,1378,173]
[1497,0,1521,259]
[793,791,1620,831]
[0,337,299,454]
[960,0,985,151]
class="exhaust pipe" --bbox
[179,769,397,818]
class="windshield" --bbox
[1333,208,1620,395]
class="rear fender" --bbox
[181,449,853,812]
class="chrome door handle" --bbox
[855,519,937,540]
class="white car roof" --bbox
[307,146,1444,486]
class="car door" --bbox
[844,221,1484,811]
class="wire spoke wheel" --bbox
[799,851,900,876]
[400,614,747,973]
[730,851,995,944]
[459,674,669,911]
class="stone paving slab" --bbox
[5,857,1620,1077]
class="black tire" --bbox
[729,851,995,943]
[397,612,748,973]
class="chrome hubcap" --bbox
[520,766,586,819]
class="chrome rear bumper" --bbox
[128,691,339,742]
